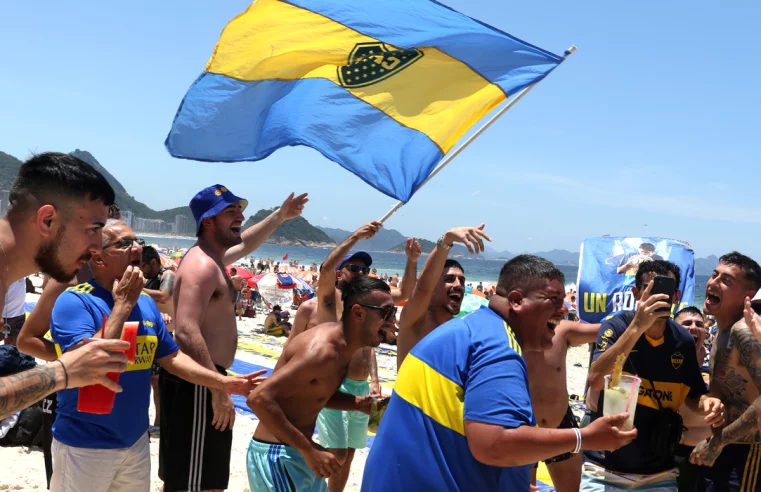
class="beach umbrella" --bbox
[455,294,489,317]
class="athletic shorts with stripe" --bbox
[247,437,327,492]
[701,443,761,492]
[158,366,233,492]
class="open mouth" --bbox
[231,224,242,235]
[447,290,464,303]
[547,318,561,335]
[705,291,721,309]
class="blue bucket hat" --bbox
[337,251,373,270]
[189,184,248,233]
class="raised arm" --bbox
[284,300,315,349]
[17,279,70,360]
[223,193,308,265]
[587,284,670,390]
[392,239,421,304]
[317,221,381,322]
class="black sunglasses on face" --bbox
[357,303,397,322]
[105,238,145,250]
[345,265,371,275]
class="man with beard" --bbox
[395,224,491,369]
[159,185,307,492]
[690,252,761,491]
[286,222,419,492]
[49,220,262,492]
[362,255,638,491]
[246,276,394,491]
[585,260,724,491]
[0,152,131,419]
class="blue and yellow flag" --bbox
[166,0,563,202]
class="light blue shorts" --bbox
[316,378,370,450]
[246,438,327,492]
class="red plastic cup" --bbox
[122,322,139,364]
[77,338,123,415]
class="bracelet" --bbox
[572,428,582,454]
[56,359,69,389]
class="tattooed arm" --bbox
[692,324,761,466]
[0,364,63,420]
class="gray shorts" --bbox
[3,315,25,338]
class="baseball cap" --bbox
[189,184,248,234]
[281,310,290,318]
[337,251,373,271]
[752,289,761,304]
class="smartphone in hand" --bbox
[651,276,676,313]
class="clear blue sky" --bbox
[2,0,759,258]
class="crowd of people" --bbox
[1,152,761,492]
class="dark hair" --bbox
[108,203,121,219]
[571,295,576,302]
[230,267,237,275]
[341,275,391,316]
[675,306,704,320]
[719,251,761,291]
[639,243,656,252]
[142,245,161,266]
[272,305,281,311]
[444,259,465,274]
[497,255,565,294]
[9,152,115,214]
[635,260,681,289]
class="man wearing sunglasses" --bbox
[247,275,394,491]
[284,221,419,492]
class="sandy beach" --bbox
[0,278,592,491]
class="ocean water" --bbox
[141,235,708,308]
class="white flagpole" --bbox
[379,45,577,223]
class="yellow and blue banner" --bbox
[577,237,696,323]
[165,0,563,202]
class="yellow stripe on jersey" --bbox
[395,354,465,435]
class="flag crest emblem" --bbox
[338,42,423,88]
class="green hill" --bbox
[0,152,24,188]
[243,209,335,247]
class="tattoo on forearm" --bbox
[0,365,58,420]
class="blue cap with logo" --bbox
[337,251,373,270]
[189,184,248,234]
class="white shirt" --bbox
[3,278,26,318]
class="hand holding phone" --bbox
[650,276,676,313]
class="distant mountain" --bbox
[70,149,127,193]
[530,249,579,266]
[318,226,407,252]
[0,151,23,188]
[695,255,719,276]
[245,209,335,247]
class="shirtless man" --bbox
[285,221,418,492]
[246,276,394,492]
[524,319,600,492]
[158,185,307,492]
[690,252,761,491]
[395,224,491,369]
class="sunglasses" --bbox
[345,265,371,275]
[357,303,397,322]
[105,238,145,250]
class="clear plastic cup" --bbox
[76,338,123,415]
[122,322,139,364]
[603,374,641,431]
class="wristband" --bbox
[572,428,582,454]
[57,359,69,390]
[437,236,453,251]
